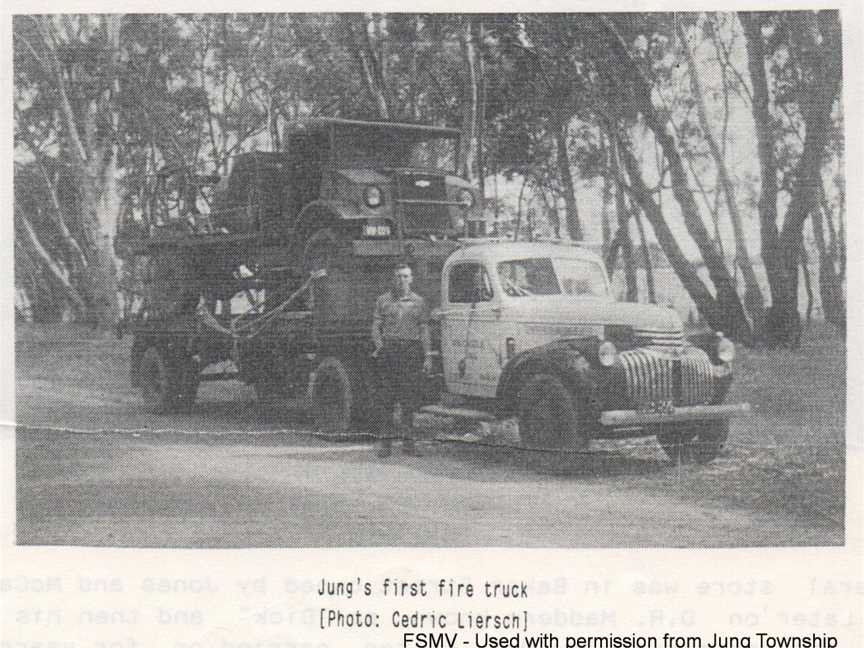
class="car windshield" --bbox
[497,257,608,298]
[333,128,458,173]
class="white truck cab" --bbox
[439,241,677,397]
[430,239,748,463]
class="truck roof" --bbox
[285,117,461,139]
[448,240,606,266]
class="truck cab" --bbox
[431,240,748,463]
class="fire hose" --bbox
[195,269,326,340]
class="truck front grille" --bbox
[618,347,714,408]
[395,173,448,233]
[633,328,685,349]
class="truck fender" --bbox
[495,338,602,419]
[296,200,366,241]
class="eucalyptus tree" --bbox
[740,10,843,345]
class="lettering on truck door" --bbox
[441,262,501,398]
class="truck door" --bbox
[441,262,502,398]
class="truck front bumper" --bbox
[600,402,751,427]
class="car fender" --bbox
[495,338,603,419]
[293,200,371,251]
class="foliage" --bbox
[13,12,844,342]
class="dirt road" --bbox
[14,325,844,547]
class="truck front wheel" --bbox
[517,374,587,451]
[656,420,729,464]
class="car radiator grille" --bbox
[633,328,685,348]
[618,347,714,408]
[395,173,448,233]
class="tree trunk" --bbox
[617,136,728,331]
[601,17,752,342]
[678,21,765,337]
[600,133,613,255]
[459,19,479,182]
[771,11,841,345]
[633,208,656,304]
[646,121,750,341]
[347,14,392,119]
[740,12,790,345]
[811,204,845,330]
[20,215,88,314]
[606,136,637,300]
[476,20,487,205]
[801,247,813,328]
[555,120,582,241]
[37,15,122,327]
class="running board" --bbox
[419,405,498,422]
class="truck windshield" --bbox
[498,258,608,298]
[334,128,457,173]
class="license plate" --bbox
[363,224,391,237]
[640,400,675,415]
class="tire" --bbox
[516,373,586,451]
[310,356,370,438]
[139,346,182,413]
[656,425,695,464]
[302,227,345,276]
[178,357,200,412]
[690,419,729,464]
[656,419,729,464]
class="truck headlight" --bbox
[451,212,465,232]
[364,185,383,208]
[457,189,474,209]
[598,341,618,367]
[716,333,735,363]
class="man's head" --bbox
[393,264,413,296]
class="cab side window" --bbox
[449,263,493,304]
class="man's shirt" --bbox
[373,290,430,342]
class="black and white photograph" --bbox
[12,11,846,549]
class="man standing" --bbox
[371,264,433,457]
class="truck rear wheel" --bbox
[310,356,371,438]
[140,346,198,414]
[517,374,586,451]
[656,420,729,464]
[140,347,181,413]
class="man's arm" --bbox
[371,296,384,355]
[419,298,432,373]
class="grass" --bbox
[627,322,845,530]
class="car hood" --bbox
[503,297,683,333]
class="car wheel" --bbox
[656,420,729,464]
[517,374,585,450]
[690,419,729,464]
[656,425,696,464]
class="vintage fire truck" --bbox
[117,118,748,464]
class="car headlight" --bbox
[604,325,633,349]
[716,333,735,363]
[457,188,474,209]
[598,341,618,367]
[451,212,465,232]
[364,185,383,208]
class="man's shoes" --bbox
[376,439,392,458]
[401,438,421,456]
